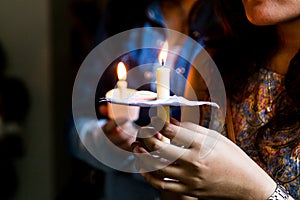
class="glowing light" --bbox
[117,62,127,81]
[158,42,168,66]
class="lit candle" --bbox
[105,62,140,121]
[156,42,170,143]
[117,61,128,100]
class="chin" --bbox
[246,13,298,26]
[244,8,283,26]
[246,16,278,26]
[242,0,300,26]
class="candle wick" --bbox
[162,59,165,66]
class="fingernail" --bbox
[132,146,141,153]
[132,143,144,153]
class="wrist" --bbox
[267,183,290,200]
[245,167,277,200]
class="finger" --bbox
[138,127,191,164]
[132,142,173,172]
[179,121,222,143]
[152,118,222,159]
[102,119,136,151]
[170,117,180,126]
[131,141,142,152]
[149,164,191,183]
[142,172,190,195]
[117,120,138,137]
[105,129,134,151]
[153,116,221,152]
[131,143,151,171]
[179,121,209,135]
[102,118,128,133]
[102,119,117,133]
[151,117,201,148]
[98,104,108,116]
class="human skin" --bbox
[242,0,300,75]
[131,1,299,199]
[132,117,278,200]
[242,0,300,26]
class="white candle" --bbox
[117,62,128,100]
[105,62,140,121]
[156,42,170,143]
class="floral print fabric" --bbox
[231,68,299,199]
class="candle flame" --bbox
[158,41,168,66]
[117,62,127,81]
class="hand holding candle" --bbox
[156,42,171,143]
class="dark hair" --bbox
[211,0,299,107]
[211,0,300,179]
[211,0,279,97]
[285,50,300,108]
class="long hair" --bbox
[211,0,279,97]
[211,0,300,174]
[211,0,299,107]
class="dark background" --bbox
[0,0,109,199]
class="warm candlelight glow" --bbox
[117,62,127,81]
[105,61,140,121]
[158,42,168,66]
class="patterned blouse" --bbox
[231,68,300,199]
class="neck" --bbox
[269,17,300,74]
[277,17,300,52]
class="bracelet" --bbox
[267,184,289,200]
